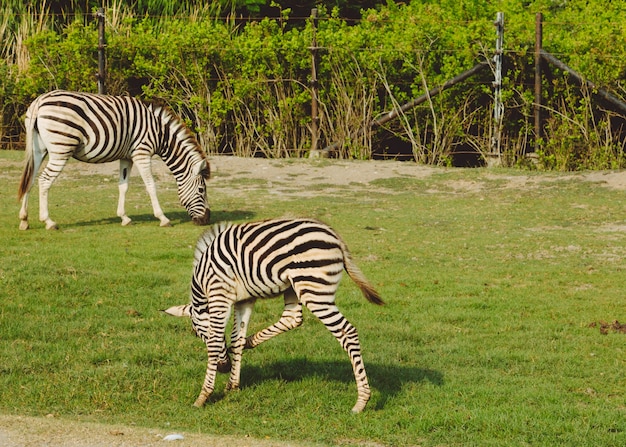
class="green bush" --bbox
[1,0,625,167]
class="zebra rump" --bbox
[165,217,383,413]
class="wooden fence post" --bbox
[97,7,106,95]
[309,8,320,155]
[534,12,543,153]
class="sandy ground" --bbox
[0,414,310,447]
[25,154,626,194]
[7,152,626,194]
[47,154,439,189]
[4,154,626,446]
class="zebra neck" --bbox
[161,143,204,180]
[154,109,205,180]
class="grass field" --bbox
[1,149,625,446]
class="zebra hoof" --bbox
[120,216,132,226]
[350,400,368,414]
[46,222,59,230]
[225,382,240,392]
[19,221,29,231]
[160,220,172,227]
[193,392,209,407]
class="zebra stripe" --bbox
[18,90,211,230]
[170,218,383,413]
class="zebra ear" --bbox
[162,304,191,317]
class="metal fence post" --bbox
[309,8,320,156]
[534,12,543,153]
[490,12,504,165]
[97,7,106,95]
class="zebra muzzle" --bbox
[192,209,211,226]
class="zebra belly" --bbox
[236,277,290,301]
[72,143,132,163]
[72,152,124,164]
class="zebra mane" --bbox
[193,221,235,267]
[150,101,196,142]
[148,100,207,168]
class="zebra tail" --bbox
[18,100,38,201]
[341,242,385,306]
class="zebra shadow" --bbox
[63,209,255,228]
[240,357,443,411]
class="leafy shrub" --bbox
[1,0,625,168]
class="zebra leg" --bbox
[245,288,302,349]
[117,159,133,226]
[133,153,171,227]
[226,300,255,392]
[19,131,48,230]
[191,297,233,407]
[305,301,372,414]
[18,192,31,231]
[38,178,58,230]
[38,153,71,230]
[216,344,232,374]
[18,188,37,230]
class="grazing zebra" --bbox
[18,90,211,230]
[164,218,384,413]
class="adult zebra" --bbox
[164,218,384,413]
[18,90,211,230]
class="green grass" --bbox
[1,150,625,446]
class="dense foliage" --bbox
[1,0,625,167]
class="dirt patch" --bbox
[582,171,626,191]
[9,153,626,194]
[486,170,626,192]
[588,320,626,335]
[57,155,438,190]
[53,155,626,194]
[0,414,313,447]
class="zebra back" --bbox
[193,218,384,305]
[26,90,208,172]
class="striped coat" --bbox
[18,90,211,230]
[165,218,383,413]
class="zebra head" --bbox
[178,159,211,225]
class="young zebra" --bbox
[18,90,211,230]
[164,218,384,413]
